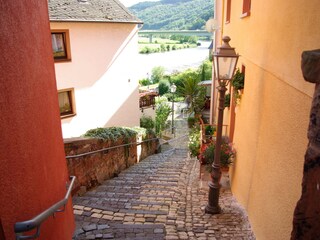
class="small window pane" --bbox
[52,33,67,59]
[58,91,72,116]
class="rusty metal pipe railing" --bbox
[14,176,76,239]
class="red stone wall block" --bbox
[64,135,158,195]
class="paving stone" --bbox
[74,210,84,215]
[74,205,85,210]
[85,235,95,239]
[154,228,164,233]
[91,213,102,219]
[102,215,113,220]
[97,224,109,230]
[102,233,114,239]
[83,224,97,232]
[95,234,103,239]
[73,228,84,236]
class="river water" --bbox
[134,41,211,79]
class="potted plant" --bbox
[231,69,245,104]
[188,126,201,158]
[200,139,236,172]
[204,125,216,142]
[224,93,231,108]
[205,125,216,136]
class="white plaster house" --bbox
[48,0,143,138]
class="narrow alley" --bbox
[72,114,255,240]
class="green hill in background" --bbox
[129,0,214,30]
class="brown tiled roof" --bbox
[139,91,158,98]
[48,0,142,24]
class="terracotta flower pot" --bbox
[220,166,229,172]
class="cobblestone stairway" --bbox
[72,148,255,240]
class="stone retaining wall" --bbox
[64,135,159,195]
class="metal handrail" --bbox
[65,137,159,159]
[14,176,76,240]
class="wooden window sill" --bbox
[54,59,72,63]
[61,113,76,119]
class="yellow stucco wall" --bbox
[221,0,320,239]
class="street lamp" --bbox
[170,84,177,135]
[205,36,239,214]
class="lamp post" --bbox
[205,36,239,214]
[170,84,177,135]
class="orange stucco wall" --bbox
[220,0,320,239]
[0,1,74,239]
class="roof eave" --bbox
[50,19,143,24]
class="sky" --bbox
[120,0,159,7]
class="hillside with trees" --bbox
[129,0,213,30]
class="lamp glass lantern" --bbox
[205,36,239,214]
[170,84,177,93]
[213,36,239,84]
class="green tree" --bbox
[171,69,199,90]
[160,43,166,52]
[130,0,213,31]
[178,76,206,116]
[187,36,198,44]
[155,100,172,136]
[199,59,212,81]
[139,78,152,86]
[151,66,165,83]
[158,79,170,95]
[140,115,155,130]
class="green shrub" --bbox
[160,44,166,52]
[187,117,196,128]
[158,79,170,95]
[155,101,172,136]
[151,66,165,84]
[131,126,156,139]
[84,127,137,142]
[188,126,201,158]
[225,93,231,107]
[139,78,152,86]
[140,115,155,130]
[232,69,245,90]
[205,125,216,136]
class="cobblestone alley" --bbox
[72,114,255,240]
